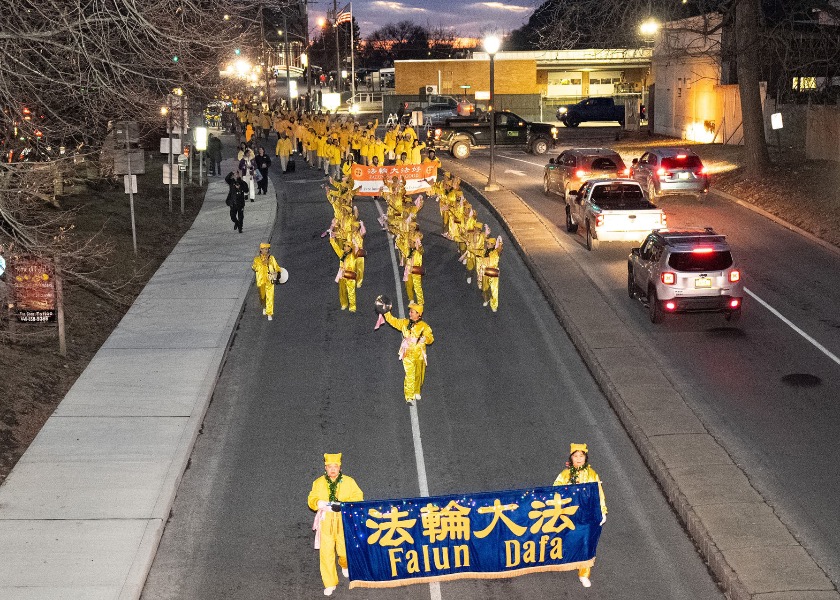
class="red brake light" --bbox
[595,214,604,227]
[665,301,677,311]
[657,167,666,176]
[692,247,714,254]
[575,169,587,178]
[622,167,631,176]
[698,166,707,174]
[729,270,741,283]
[661,272,676,285]
[676,154,687,159]
[729,298,741,308]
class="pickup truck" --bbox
[565,178,667,250]
[556,97,625,127]
[433,111,558,159]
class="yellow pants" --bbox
[319,512,347,589]
[466,254,476,274]
[258,283,275,316]
[579,566,591,579]
[355,257,365,287]
[338,278,357,312]
[402,354,426,401]
[482,276,499,311]
[406,274,424,305]
[441,209,450,232]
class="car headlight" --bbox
[558,107,568,114]
[550,127,558,134]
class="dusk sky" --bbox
[311,1,539,38]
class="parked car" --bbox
[631,147,710,201]
[565,178,667,250]
[544,148,630,201]
[556,97,625,127]
[434,110,558,158]
[411,95,475,125]
[627,228,743,323]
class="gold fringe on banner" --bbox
[348,558,596,589]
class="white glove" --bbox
[599,515,607,526]
[317,500,329,509]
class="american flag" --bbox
[336,3,351,24]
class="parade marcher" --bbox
[553,443,607,588]
[256,147,271,195]
[275,131,293,173]
[245,121,255,143]
[224,171,247,233]
[251,242,282,320]
[329,237,358,312]
[207,134,223,176]
[405,232,425,306]
[381,302,434,404]
[480,236,503,312]
[307,453,364,597]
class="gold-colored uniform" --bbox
[554,466,607,580]
[384,312,434,402]
[251,254,281,317]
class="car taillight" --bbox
[657,167,666,176]
[729,298,741,308]
[575,169,587,178]
[697,166,707,174]
[434,128,442,139]
[595,214,604,227]
[622,167,631,176]
[661,272,676,285]
[729,270,741,283]
[692,247,714,253]
[665,301,677,311]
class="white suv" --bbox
[628,228,743,323]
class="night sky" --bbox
[312,1,537,38]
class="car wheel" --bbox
[451,140,470,160]
[532,138,549,155]
[725,308,742,323]
[585,221,593,250]
[627,268,637,298]
[565,119,580,128]
[648,288,663,323]
[647,180,658,202]
[543,175,551,196]
[565,205,578,233]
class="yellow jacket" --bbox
[329,238,357,275]
[275,137,293,157]
[307,474,364,510]
[554,466,607,517]
[410,142,426,165]
[384,313,434,361]
[251,254,281,287]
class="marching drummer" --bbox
[329,238,358,313]
[251,242,282,321]
[480,236,503,312]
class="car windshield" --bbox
[668,250,733,271]
[589,157,621,171]
[590,184,647,207]
[661,155,703,169]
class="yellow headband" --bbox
[408,301,424,316]
[570,443,588,455]
[259,242,270,249]
[324,453,342,466]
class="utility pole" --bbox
[334,0,340,93]
[305,0,312,104]
[260,1,271,107]
[284,13,292,108]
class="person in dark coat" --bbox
[225,171,248,232]
[255,147,271,195]
[207,134,223,175]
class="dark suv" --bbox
[628,228,743,323]
[544,148,629,201]
[631,148,710,201]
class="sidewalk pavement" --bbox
[0,157,277,600]
[445,159,839,600]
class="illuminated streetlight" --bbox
[639,18,660,41]
[317,17,326,28]
[484,34,501,192]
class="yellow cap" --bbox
[259,242,270,249]
[324,453,342,466]
[570,443,588,454]
[408,301,424,316]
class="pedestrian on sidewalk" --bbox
[207,134,223,175]
[307,453,364,597]
[251,242,282,320]
[224,171,247,232]
[553,443,607,588]
[255,147,271,195]
[379,302,434,404]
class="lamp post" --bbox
[484,35,501,192]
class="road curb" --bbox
[448,160,837,600]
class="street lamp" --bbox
[639,18,660,43]
[484,34,501,192]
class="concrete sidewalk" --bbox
[0,158,277,600]
[447,159,838,600]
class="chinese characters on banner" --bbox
[342,483,604,589]
[8,256,56,323]
[350,163,438,196]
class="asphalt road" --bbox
[142,159,723,599]
[453,134,840,587]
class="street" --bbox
[142,151,724,599]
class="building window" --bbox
[792,76,817,90]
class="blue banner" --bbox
[342,483,603,589]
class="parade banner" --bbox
[8,256,57,323]
[350,163,437,196]
[342,483,603,589]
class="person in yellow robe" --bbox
[405,233,425,305]
[308,453,364,597]
[383,302,434,404]
[329,238,358,312]
[480,236,503,311]
[275,132,293,172]
[553,443,607,588]
[251,242,281,320]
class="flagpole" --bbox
[350,3,355,99]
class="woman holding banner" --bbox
[554,443,607,588]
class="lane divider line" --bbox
[745,287,840,366]
[372,198,441,600]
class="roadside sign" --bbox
[8,256,56,322]
[194,127,208,151]
[124,175,137,194]
[163,165,180,184]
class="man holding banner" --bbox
[308,453,364,596]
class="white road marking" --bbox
[373,199,442,600]
[745,287,840,366]
[504,169,527,176]
[496,154,548,168]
